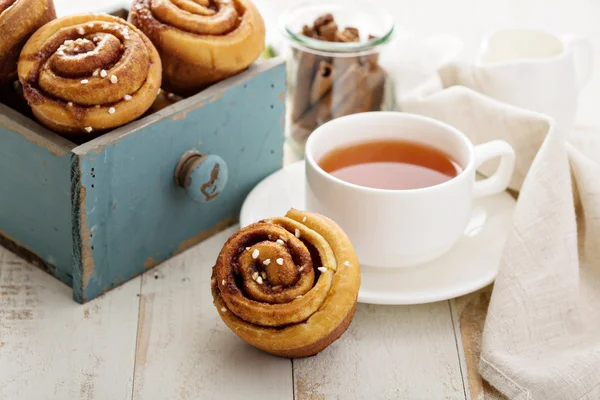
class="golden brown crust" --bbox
[0,0,56,85]
[17,14,162,136]
[269,303,356,358]
[128,0,265,96]
[211,209,361,358]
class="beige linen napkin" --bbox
[399,63,600,400]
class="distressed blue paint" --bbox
[74,62,286,302]
[0,126,73,285]
[185,154,229,203]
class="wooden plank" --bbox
[293,301,466,400]
[71,60,286,303]
[0,246,140,400]
[0,118,74,285]
[450,287,505,400]
[132,226,293,400]
[0,103,75,155]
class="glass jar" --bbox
[278,0,395,157]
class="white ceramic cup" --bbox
[475,29,593,135]
[305,112,516,268]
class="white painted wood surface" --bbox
[0,227,468,400]
[293,302,465,400]
[131,228,293,400]
[0,249,140,400]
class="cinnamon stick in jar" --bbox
[309,60,334,105]
[289,48,319,121]
[326,63,370,120]
[366,65,386,111]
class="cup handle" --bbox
[472,140,516,198]
[563,34,594,91]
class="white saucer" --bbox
[240,161,516,305]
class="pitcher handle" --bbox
[563,34,594,91]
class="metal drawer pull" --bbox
[174,150,229,203]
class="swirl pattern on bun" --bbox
[17,14,161,136]
[212,209,361,358]
[129,0,265,96]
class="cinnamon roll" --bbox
[129,0,265,96]
[17,14,161,136]
[211,209,361,358]
[0,0,56,85]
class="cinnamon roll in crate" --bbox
[212,209,361,358]
[17,14,162,136]
[129,0,266,96]
[0,0,56,86]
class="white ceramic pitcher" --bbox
[475,29,593,134]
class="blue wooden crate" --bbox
[0,58,286,303]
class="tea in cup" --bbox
[305,112,516,268]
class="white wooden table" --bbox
[0,223,487,400]
[3,0,600,398]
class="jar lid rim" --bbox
[278,0,395,55]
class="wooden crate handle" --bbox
[174,150,229,203]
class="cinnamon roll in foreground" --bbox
[17,14,161,136]
[129,0,265,96]
[0,0,56,85]
[212,209,361,358]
